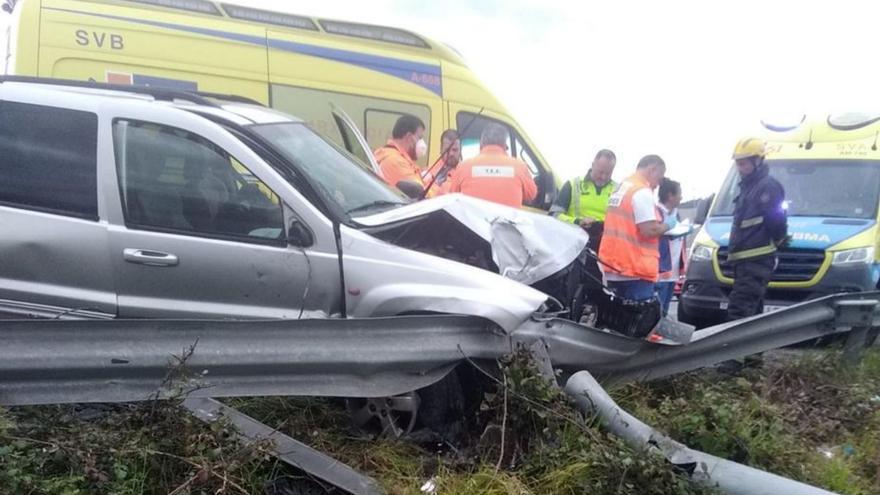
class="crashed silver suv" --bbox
[0,77,586,333]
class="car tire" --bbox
[416,367,466,440]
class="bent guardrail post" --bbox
[843,326,870,367]
[564,371,840,495]
[184,397,384,495]
[837,297,880,367]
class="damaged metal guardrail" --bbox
[0,315,510,406]
[515,291,880,384]
[1,291,876,494]
[565,370,839,495]
[1,292,878,407]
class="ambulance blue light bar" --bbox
[828,113,880,131]
[319,19,429,48]
[222,4,318,31]
[126,0,220,15]
[760,115,805,132]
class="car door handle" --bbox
[123,248,179,267]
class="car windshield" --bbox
[250,122,407,219]
[712,159,880,219]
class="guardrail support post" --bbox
[843,327,869,367]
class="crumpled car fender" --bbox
[350,282,546,333]
[341,226,551,333]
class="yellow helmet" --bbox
[732,137,766,160]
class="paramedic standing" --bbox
[726,138,787,320]
[656,178,688,316]
[446,123,537,208]
[550,149,617,252]
[598,155,672,301]
[373,114,431,196]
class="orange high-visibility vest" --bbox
[445,145,537,208]
[598,174,661,282]
[374,141,424,189]
[374,141,439,198]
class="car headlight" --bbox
[690,244,715,262]
[831,247,875,265]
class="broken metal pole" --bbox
[564,371,839,495]
[184,398,384,495]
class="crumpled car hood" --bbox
[353,194,588,285]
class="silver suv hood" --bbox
[352,194,588,286]
[341,224,554,332]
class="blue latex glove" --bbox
[663,213,678,230]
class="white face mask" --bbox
[415,138,428,159]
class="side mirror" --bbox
[694,193,715,226]
[287,219,314,248]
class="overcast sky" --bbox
[5,0,880,199]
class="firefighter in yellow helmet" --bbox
[726,137,788,321]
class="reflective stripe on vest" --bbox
[739,216,764,228]
[597,174,660,282]
[568,177,614,222]
[728,241,777,262]
[602,225,658,251]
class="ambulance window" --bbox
[365,109,430,167]
[511,134,539,176]
[0,101,98,219]
[332,113,372,172]
[456,112,538,176]
[269,84,431,167]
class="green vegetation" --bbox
[617,348,880,495]
[1,347,877,494]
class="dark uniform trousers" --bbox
[727,256,776,320]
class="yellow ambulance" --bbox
[3,0,559,207]
[680,114,880,327]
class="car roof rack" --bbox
[0,76,264,108]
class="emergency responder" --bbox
[549,150,617,321]
[656,178,688,316]
[550,149,617,251]
[726,138,787,320]
[446,123,537,208]
[598,155,672,301]
[373,114,430,196]
[433,129,462,189]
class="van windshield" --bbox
[251,122,407,219]
[712,159,880,219]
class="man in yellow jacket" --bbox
[551,150,617,319]
[550,149,617,251]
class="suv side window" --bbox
[0,101,98,219]
[113,120,284,242]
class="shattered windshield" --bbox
[250,122,407,218]
[713,159,880,219]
